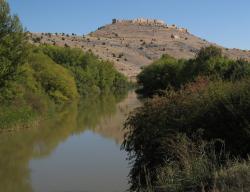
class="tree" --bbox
[196,45,222,61]
[0,0,28,87]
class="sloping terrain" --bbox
[29,19,250,80]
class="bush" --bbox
[28,51,79,103]
[0,1,129,130]
[122,78,250,190]
[137,46,250,96]
[40,45,129,95]
[137,54,184,96]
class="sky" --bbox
[7,0,250,50]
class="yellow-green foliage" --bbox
[0,50,80,129]
[0,1,129,130]
[27,52,79,103]
[40,45,129,96]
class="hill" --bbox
[29,18,250,80]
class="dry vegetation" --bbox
[29,20,250,81]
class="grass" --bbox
[155,158,250,192]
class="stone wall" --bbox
[112,18,188,33]
[112,18,165,26]
[132,18,165,26]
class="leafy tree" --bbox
[137,46,250,96]
[224,58,250,81]
[137,54,184,96]
[196,45,222,61]
[40,45,129,96]
[0,0,28,87]
[28,51,79,103]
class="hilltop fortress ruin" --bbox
[112,18,165,26]
[29,17,250,80]
[112,18,188,33]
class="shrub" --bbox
[137,54,184,96]
[118,53,124,58]
[137,46,250,96]
[33,37,41,43]
[122,78,250,190]
[40,45,129,95]
[28,52,79,103]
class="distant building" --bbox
[112,19,118,24]
[112,18,166,26]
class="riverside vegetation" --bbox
[2,0,250,191]
[122,46,250,191]
[0,0,129,130]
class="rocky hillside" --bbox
[29,18,250,80]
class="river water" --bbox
[0,91,140,192]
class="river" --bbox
[0,91,141,192]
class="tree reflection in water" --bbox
[0,91,140,192]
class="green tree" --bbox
[137,54,184,96]
[0,0,28,87]
[137,46,250,96]
[196,45,222,61]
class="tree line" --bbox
[0,0,129,130]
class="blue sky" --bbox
[7,0,250,50]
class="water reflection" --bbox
[0,91,140,192]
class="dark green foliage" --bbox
[0,0,28,87]
[180,47,250,83]
[223,59,250,80]
[137,54,184,96]
[137,46,250,96]
[124,57,250,190]
[123,78,250,190]
[196,45,222,61]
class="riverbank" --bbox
[0,1,130,131]
[122,46,250,191]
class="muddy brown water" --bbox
[0,91,140,192]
